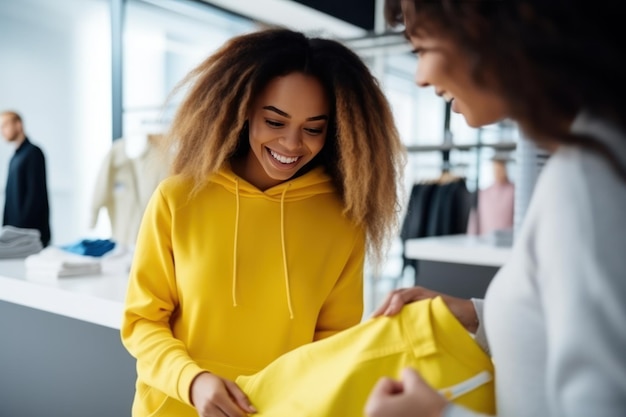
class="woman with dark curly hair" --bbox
[120,28,405,417]
[366,1,626,416]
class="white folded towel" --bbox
[25,246,102,278]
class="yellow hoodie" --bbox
[121,164,365,417]
[236,296,495,416]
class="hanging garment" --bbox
[441,179,473,235]
[400,182,437,275]
[399,177,471,284]
[467,181,515,236]
[236,296,495,417]
[91,136,169,247]
[426,178,471,237]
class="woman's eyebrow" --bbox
[263,105,328,121]
[263,105,290,118]
[306,115,328,121]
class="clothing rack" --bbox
[399,174,473,287]
[404,142,516,153]
[405,102,516,180]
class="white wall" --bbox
[0,0,111,245]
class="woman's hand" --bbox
[190,372,257,417]
[371,286,479,333]
[364,368,448,417]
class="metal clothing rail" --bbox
[405,142,517,153]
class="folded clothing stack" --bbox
[0,226,43,259]
[61,239,116,257]
[25,246,102,280]
[484,228,514,247]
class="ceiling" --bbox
[201,0,376,38]
[290,0,376,30]
[199,0,410,57]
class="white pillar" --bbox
[513,135,550,237]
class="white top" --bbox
[404,234,511,267]
[446,116,626,416]
[91,137,169,247]
[0,256,130,329]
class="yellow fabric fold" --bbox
[236,296,496,416]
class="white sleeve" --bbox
[470,298,490,356]
[535,152,626,417]
[90,147,113,228]
[443,403,492,417]
[439,299,493,417]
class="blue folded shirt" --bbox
[61,239,116,257]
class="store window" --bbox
[122,0,256,135]
[0,0,110,245]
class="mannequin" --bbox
[90,131,170,248]
[467,153,515,237]
[124,132,150,160]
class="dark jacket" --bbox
[3,138,51,246]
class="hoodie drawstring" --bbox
[232,179,240,307]
[231,177,293,319]
[281,184,294,319]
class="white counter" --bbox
[1,236,510,329]
[404,234,512,267]
[0,257,129,329]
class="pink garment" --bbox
[467,182,515,235]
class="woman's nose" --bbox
[282,129,303,150]
[415,68,430,88]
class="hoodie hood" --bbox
[210,163,337,319]
[211,163,336,201]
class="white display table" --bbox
[404,234,512,267]
[0,256,129,329]
[0,255,136,417]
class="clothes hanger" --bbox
[437,170,457,184]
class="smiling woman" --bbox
[399,12,507,128]
[365,1,626,417]
[120,27,406,417]
[237,72,330,190]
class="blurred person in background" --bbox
[1,110,50,247]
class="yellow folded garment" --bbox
[236,296,495,416]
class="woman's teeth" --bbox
[270,149,299,164]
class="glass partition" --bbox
[122,0,256,136]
